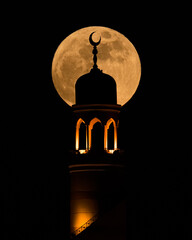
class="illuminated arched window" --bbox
[108,123,114,150]
[104,118,117,151]
[88,118,102,150]
[79,122,86,150]
[75,118,87,151]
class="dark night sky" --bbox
[3,3,191,240]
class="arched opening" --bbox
[88,118,102,150]
[104,118,117,152]
[108,123,114,150]
[75,118,87,151]
[79,122,86,150]
[91,122,104,151]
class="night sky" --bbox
[3,4,191,240]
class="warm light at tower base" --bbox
[72,212,94,229]
[70,198,98,234]
[71,213,98,236]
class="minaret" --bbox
[69,32,126,240]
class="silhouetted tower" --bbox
[69,32,126,240]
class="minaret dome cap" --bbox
[75,32,117,105]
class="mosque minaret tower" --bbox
[69,32,127,240]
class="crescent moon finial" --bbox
[89,32,101,47]
[89,32,101,70]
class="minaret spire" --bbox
[89,32,101,69]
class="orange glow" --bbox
[75,118,86,150]
[72,212,94,230]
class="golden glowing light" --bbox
[79,149,88,154]
[52,26,141,106]
[106,149,116,154]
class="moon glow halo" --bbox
[52,26,141,106]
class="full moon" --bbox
[52,26,141,106]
